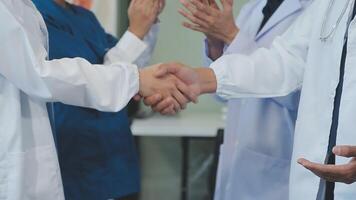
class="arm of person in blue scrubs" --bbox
[104,0,165,68]
[0,1,197,114]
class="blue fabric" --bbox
[32,1,140,199]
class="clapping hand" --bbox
[298,145,356,184]
[179,0,238,44]
[128,0,166,39]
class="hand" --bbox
[179,0,239,44]
[138,64,194,114]
[128,0,162,40]
[298,145,356,184]
[158,0,166,15]
[142,62,202,114]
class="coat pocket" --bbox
[225,146,291,200]
[6,145,64,200]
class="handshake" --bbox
[137,62,217,115]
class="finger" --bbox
[154,63,180,77]
[133,94,142,101]
[176,79,198,103]
[162,104,176,115]
[159,0,166,13]
[208,0,219,9]
[180,0,196,13]
[152,97,175,112]
[154,64,170,77]
[182,22,208,33]
[190,0,213,16]
[171,98,181,113]
[220,0,232,9]
[143,94,162,106]
[333,146,356,158]
[172,89,188,110]
[180,0,213,23]
[178,9,209,28]
[298,158,350,182]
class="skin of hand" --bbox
[128,0,163,40]
[138,64,194,114]
[143,63,217,114]
[298,145,356,184]
[158,0,166,15]
[178,0,239,44]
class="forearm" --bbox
[134,23,160,67]
[41,58,139,112]
[210,43,304,100]
[195,68,218,94]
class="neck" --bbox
[54,0,67,8]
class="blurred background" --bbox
[74,1,248,200]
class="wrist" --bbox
[223,25,239,44]
[138,68,150,96]
[207,36,224,47]
[195,68,217,94]
[128,26,146,40]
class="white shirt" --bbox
[207,0,308,200]
[0,0,157,199]
[211,0,356,199]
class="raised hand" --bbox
[178,0,238,44]
[298,145,356,184]
[128,0,163,39]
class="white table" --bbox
[132,111,225,200]
[132,112,225,137]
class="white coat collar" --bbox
[255,0,304,40]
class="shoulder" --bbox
[70,4,97,20]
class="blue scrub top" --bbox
[32,1,140,199]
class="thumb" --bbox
[220,0,232,9]
[333,146,356,158]
[133,94,142,101]
[154,63,180,77]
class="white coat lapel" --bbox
[256,0,303,40]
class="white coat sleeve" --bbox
[210,5,313,100]
[202,4,252,102]
[0,6,139,113]
[104,24,160,68]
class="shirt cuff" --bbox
[128,63,140,95]
[116,30,148,62]
[224,30,256,55]
[210,60,228,99]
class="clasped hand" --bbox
[138,63,201,115]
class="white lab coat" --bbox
[0,0,152,199]
[210,0,309,200]
[211,0,356,199]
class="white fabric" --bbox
[0,0,155,199]
[105,23,160,68]
[210,0,356,199]
[208,0,309,199]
